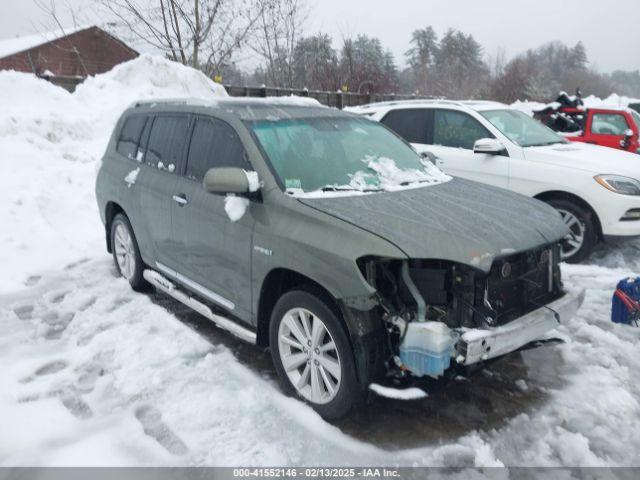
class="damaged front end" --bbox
[358,244,584,385]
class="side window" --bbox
[433,110,493,149]
[381,109,430,144]
[185,117,250,182]
[136,115,153,163]
[116,116,146,160]
[146,114,190,171]
[591,113,630,135]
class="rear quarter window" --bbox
[116,115,147,160]
[381,109,431,144]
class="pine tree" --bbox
[405,26,438,94]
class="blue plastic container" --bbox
[399,346,453,377]
[399,321,454,377]
[612,277,640,325]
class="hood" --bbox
[298,178,568,272]
[524,142,640,178]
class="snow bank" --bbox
[0,55,226,294]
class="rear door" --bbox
[170,115,255,322]
[108,114,148,231]
[137,113,191,270]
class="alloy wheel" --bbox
[113,223,136,280]
[557,208,586,260]
[277,307,342,405]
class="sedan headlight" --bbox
[595,175,640,195]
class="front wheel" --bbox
[269,290,362,420]
[546,199,597,263]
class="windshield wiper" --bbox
[528,140,566,147]
[320,185,381,192]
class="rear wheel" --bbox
[269,290,361,420]
[546,199,597,263]
[110,213,146,290]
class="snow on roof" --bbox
[0,26,88,59]
[133,95,321,109]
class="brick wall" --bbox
[0,26,138,78]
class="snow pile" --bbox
[0,55,226,294]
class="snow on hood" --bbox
[524,142,640,178]
[300,178,568,272]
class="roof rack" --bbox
[354,98,464,109]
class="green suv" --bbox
[95,98,584,419]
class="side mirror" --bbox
[620,129,635,148]
[203,167,257,194]
[473,138,505,155]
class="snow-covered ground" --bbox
[1,59,640,466]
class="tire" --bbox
[269,290,361,420]
[110,213,147,290]
[546,198,597,263]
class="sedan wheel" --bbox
[278,307,342,405]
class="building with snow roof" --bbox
[0,26,138,91]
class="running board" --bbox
[143,269,257,344]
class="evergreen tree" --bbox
[405,26,438,94]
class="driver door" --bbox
[170,116,255,322]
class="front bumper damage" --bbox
[456,288,585,366]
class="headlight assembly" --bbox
[595,175,640,196]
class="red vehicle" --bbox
[534,92,640,154]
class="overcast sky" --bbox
[1,0,638,72]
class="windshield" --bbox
[631,110,640,129]
[480,109,567,147]
[249,116,450,194]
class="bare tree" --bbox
[99,0,262,76]
[251,0,307,88]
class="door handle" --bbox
[172,194,188,206]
